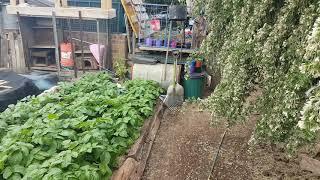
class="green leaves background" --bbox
[195,0,320,149]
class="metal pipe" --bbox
[71,38,93,45]
[163,20,172,81]
[207,129,228,180]
[68,18,78,78]
[79,11,85,73]
[106,18,111,70]
[52,12,61,76]
[97,19,101,71]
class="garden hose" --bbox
[207,128,228,180]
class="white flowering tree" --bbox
[195,0,320,150]
[297,16,320,144]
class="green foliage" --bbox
[0,73,163,179]
[197,0,320,148]
[113,58,128,82]
[293,16,320,147]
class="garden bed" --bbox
[0,73,163,179]
[112,102,164,180]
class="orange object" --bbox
[195,60,202,68]
[60,43,74,67]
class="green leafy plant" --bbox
[195,0,320,150]
[0,73,163,179]
[113,58,129,82]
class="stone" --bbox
[300,154,320,175]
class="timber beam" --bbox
[6,0,115,20]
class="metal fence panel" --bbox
[62,0,125,33]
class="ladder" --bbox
[121,0,149,37]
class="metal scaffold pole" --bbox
[52,11,61,76]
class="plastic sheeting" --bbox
[90,44,106,65]
[0,70,40,112]
[21,71,58,91]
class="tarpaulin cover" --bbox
[89,44,105,65]
[0,70,40,112]
[21,71,58,91]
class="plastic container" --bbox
[195,60,202,73]
[195,60,202,67]
[60,43,74,67]
[155,39,162,47]
[190,66,196,74]
[145,38,153,46]
[163,40,168,47]
[185,42,191,49]
[171,40,177,48]
[183,73,205,99]
[189,60,196,74]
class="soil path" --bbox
[143,103,314,180]
[143,103,227,180]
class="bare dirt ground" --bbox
[142,103,318,180]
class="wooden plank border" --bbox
[6,6,116,20]
[112,101,165,180]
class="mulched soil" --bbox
[142,103,318,180]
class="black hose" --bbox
[207,128,228,180]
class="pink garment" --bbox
[150,19,160,31]
[89,44,105,65]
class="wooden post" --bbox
[101,0,112,10]
[124,14,132,54]
[54,0,67,8]
[79,11,85,73]
[61,0,68,7]
[10,0,17,6]
[67,19,77,78]
[132,31,135,55]
[103,20,107,69]
[7,33,13,69]
[14,33,26,73]
[52,12,61,76]
[16,12,28,71]
[163,21,172,81]
[54,0,61,8]
[97,19,101,71]
[106,19,112,70]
